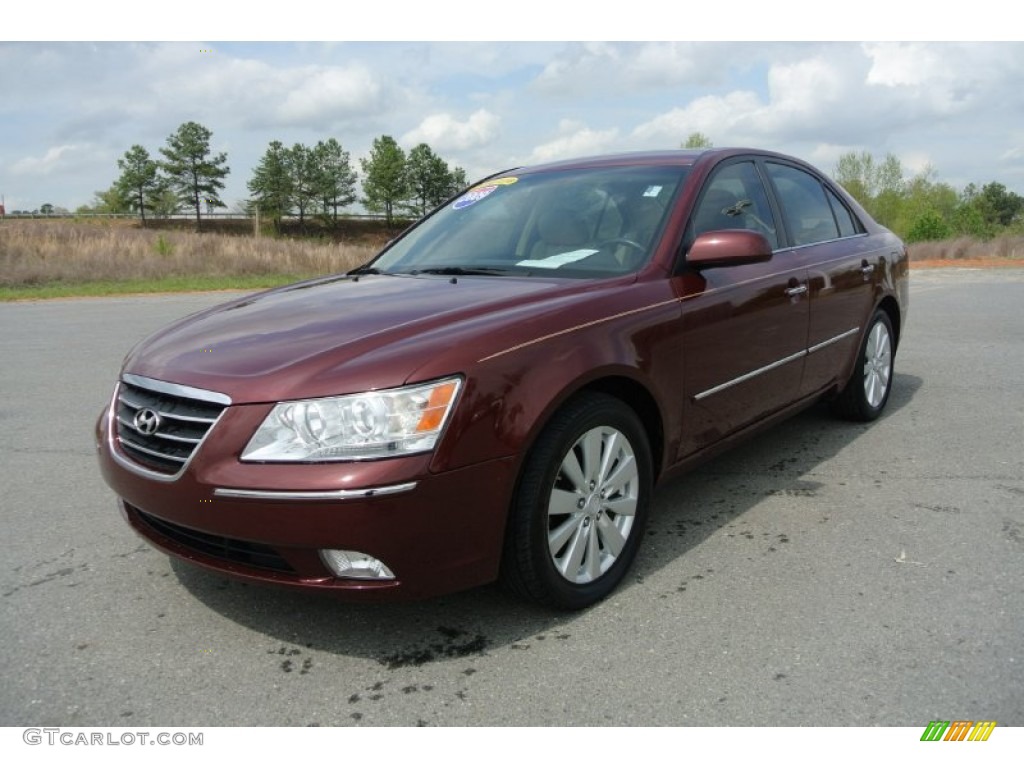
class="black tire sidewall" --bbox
[509,393,652,610]
[856,310,895,420]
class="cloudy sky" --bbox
[3,9,1022,213]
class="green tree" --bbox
[889,166,956,237]
[404,143,458,218]
[40,203,54,215]
[833,151,906,229]
[448,166,468,196]
[906,209,952,243]
[976,182,1023,228]
[286,143,319,228]
[159,121,230,231]
[833,151,875,204]
[247,140,293,231]
[360,135,408,226]
[78,184,130,214]
[115,144,163,225]
[952,202,989,238]
[313,138,358,222]
[681,132,713,149]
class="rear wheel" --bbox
[500,393,652,610]
[832,309,895,421]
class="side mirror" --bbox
[686,229,772,268]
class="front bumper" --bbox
[96,396,517,601]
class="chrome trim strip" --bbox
[807,327,860,355]
[116,415,202,443]
[694,326,862,402]
[118,437,187,464]
[122,372,232,406]
[694,349,807,401]
[772,232,870,254]
[213,482,418,501]
[117,395,218,424]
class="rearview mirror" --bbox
[686,229,772,268]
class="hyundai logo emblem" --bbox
[134,408,161,436]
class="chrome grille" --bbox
[114,375,228,476]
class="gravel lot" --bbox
[1,267,1022,726]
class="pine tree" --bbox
[314,139,358,223]
[159,122,229,231]
[115,145,162,225]
[247,140,293,231]
[360,135,408,226]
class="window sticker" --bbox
[642,185,663,198]
[486,176,519,186]
[453,185,498,210]
[516,249,598,269]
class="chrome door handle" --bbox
[861,262,875,275]
[785,284,808,297]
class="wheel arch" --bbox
[575,376,665,483]
[877,294,902,351]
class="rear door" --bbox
[761,161,880,396]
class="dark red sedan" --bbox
[97,148,908,609]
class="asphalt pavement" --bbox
[1,268,1022,726]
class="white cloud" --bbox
[630,43,1024,150]
[138,48,391,131]
[1001,146,1024,162]
[631,91,764,145]
[533,42,734,95]
[5,41,1024,211]
[10,145,81,175]
[530,122,620,163]
[763,56,846,128]
[275,66,384,126]
[401,109,501,152]
[864,42,942,87]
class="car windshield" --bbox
[370,165,688,278]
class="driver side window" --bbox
[691,161,778,250]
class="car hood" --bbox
[122,273,591,403]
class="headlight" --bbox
[241,377,462,462]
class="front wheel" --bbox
[832,309,895,421]
[500,393,652,610]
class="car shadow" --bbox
[172,373,922,670]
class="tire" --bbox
[832,309,895,422]
[500,392,652,610]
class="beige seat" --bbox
[530,207,590,260]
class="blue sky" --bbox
[3,6,1022,213]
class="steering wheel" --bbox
[596,237,646,254]
[592,238,648,269]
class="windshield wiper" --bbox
[408,266,518,277]
[347,265,386,276]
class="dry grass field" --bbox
[2,219,1022,299]
[0,219,381,290]
[908,234,1024,265]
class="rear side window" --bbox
[825,186,860,237]
[765,163,840,246]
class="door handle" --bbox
[785,284,808,297]
[861,260,875,276]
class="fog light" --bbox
[320,549,395,580]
